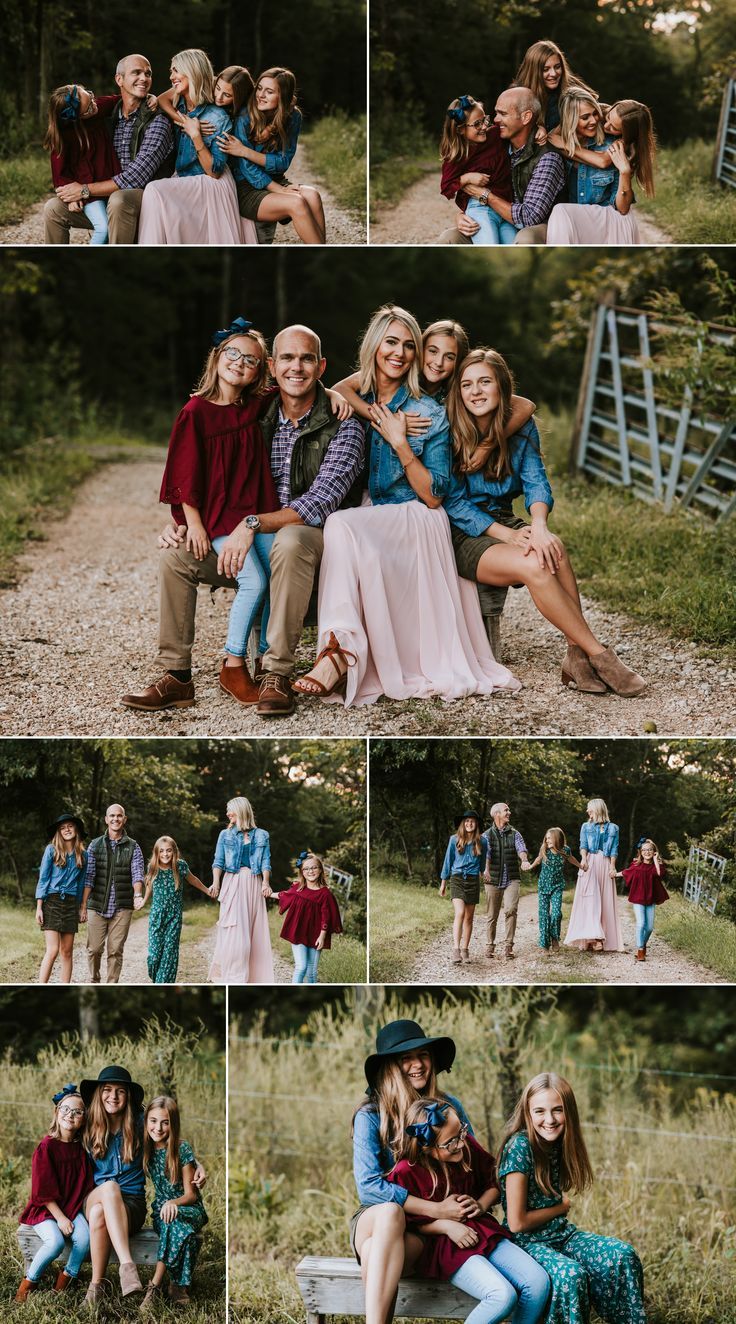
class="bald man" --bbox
[44,53,174,244]
[81,804,145,982]
[122,324,365,717]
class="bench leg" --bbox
[306,1313,325,1324]
[485,614,502,663]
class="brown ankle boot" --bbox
[589,646,646,697]
[561,644,608,693]
[636,947,646,961]
[54,1269,76,1292]
[15,1279,38,1303]
[219,660,260,705]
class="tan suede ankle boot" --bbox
[589,646,646,697]
[561,644,608,693]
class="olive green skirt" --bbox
[451,508,527,583]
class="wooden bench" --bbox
[17,1225,164,1271]
[295,1256,480,1323]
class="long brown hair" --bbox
[295,853,327,892]
[498,1072,593,1198]
[146,836,181,890]
[143,1094,182,1185]
[421,320,469,395]
[439,96,483,165]
[248,67,299,153]
[51,825,86,869]
[353,1053,449,1165]
[539,827,566,861]
[395,1099,471,1198]
[84,1085,140,1165]
[448,349,515,478]
[216,64,254,116]
[193,329,270,403]
[456,819,482,856]
[43,85,91,161]
[611,99,656,197]
[512,41,596,118]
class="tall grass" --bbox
[228,989,736,1324]
[0,151,50,226]
[639,140,736,245]
[656,892,736,982]
[368,873,450,981]
[305,112,367,218]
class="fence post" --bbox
[712,75,735,185]
[569,288,616,473]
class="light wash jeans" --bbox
[632,902,656,949]
[211,532,275,658]
[291,943,320,983]
[465,198,518,245]
[25,1212,90,1280]
[450,1239,550,1324]
[83,199,109,245]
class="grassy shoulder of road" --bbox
[0,898,147,984]
[655,890,736,982]
[370,120,436,213]
[369,872,450,981]
[638,138,736,245]
[0,149,49,226]
[267,906,367,984]
[542,411,736,659]
[304,112,366,217]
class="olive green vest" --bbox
[484,824,521,887]
[511,135,555,204]
[109,101,174,181]
[260,382,364,509]
[87,834,137,913]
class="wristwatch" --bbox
[244,515,261,531]
[480,190,489,205]
[80,184,90,200]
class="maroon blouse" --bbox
[160,390,280,538]
[50,95,121,188]
[19,1135,95,1225]
[389,1134,510,1277]
[440,127,513,213]
[622,860,669,906]
[278,884,343,949]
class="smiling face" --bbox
[301,856,322,886]
[543,55,563,90]
[460,361,501,421]
[116,56,152,101]
[493,803,511,827]
[428,1108,467,1164]
[640,841,654,862]
[463,104,489,145]
[398,1049,432,1093]
[423,333,458,388]
[60,821,77,842]
[576,101,600,141]
[214,77,234,107]
[463,816,478,834]
[255,76,280,112]
[216,335,263,394]
[146,1105,171,1147]
[100,1083,128,1117]
[604,104,623,136]
[77,86,98,117]
[158,842,174,866]
[57,1094,85,1136]
[105,805,126,837]
[495,89,527,141]
[529,1087,566,1145]
[270,328,325,405]
[170,64,189,98]
[376,319,417,384]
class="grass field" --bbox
[0,150,49,225]
[370,144,435,212]
[657,891,736,982]
[639,139,736,245]
[305,112,366,217]
[266,904,368,984]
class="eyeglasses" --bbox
[223,346,260,369]
[467,115,492,129]
[436,1123,469,1153]
[58,1107,85,1119]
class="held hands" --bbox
[159,1200,179,1225]
[158,522,187,550]
[56,182,85,204]
[208,883,220,899]
[217,525,254,579]
[444,1222,480,1249]
[56,1216,75,1238]
[520,860,533,873]
[366,403,408,452]
[185,520,211,562]
[261,882,273,898]
[438,1194,478,1221]
[133,893,145,911]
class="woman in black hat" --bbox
[439,811,488,966]
[35,814,88,984]
[351,1019,477,1324]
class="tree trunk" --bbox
[252,0,265,74]
[79,986,100,1041]
[377,790,414,877]
[220,249,233,326]
[275,249,288,327]
[0,836,24,900]
[36,0,49,127]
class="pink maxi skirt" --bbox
[208,867,274,984]
[546,202,640,246]
[564,852,624,951]
[138,170,258,246]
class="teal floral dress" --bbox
[498,1132,645,1324]
[150,1140,208,1286]
[538,847,571,949]
[147,861,189,984]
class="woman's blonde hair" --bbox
[43,85,91,161]
[540,827,566,860]
[143,1094,182,1185]
[227,797,256,831]
[84,1085,140,1165]
[498,1072,593,1198]
[586,798,609,823]
[456,819,482,856]
[170,48,216,108]
[216,64,254,116]
[422,321,470,393]
[248,67,299,153]
[296,853,327,891]
[146,836,181,890]
[192,329,270,403]
[513,41,597,118]
[439,96,484,166]
[610,99,656,197]
[558,87,604,156]
[353,1053,447,1165]
[51,825,85,870]
[448,349,515,478]
[48,1092,85,1141]
[395,1099,471,1197]
[358,304,423,400]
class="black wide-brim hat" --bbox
[364,1019,456,1088]
[47,812,86,841]
[453,809,482,829]
[80,1065,144,1111]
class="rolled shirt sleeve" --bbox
[213,830,227,871]
[511,151,566,229]
[441,837,457,880]
[518,421,553,513]
[35,846,54,900]
[113,112,174,190]
[130,843,145,887]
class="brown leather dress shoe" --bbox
[219,660,260,705]
[256,672,295,717]
[121,674,195,711]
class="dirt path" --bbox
[1,455,733,738]
[407,892,726,985]
[370,163,671,245]
[0,140,365,246]
[47,907,217,984]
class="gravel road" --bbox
[1,455,733,738]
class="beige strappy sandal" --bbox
[292,631,357,697]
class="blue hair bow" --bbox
[635,835,648,849]
[60,86,80,123]
[212,316,253,346]
[296,850,311,867]
[448,94,473,125]
[52,1082,79,1106]
[406,1102,449,1147]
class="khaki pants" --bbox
[87,909,133,983]
[514,224,548,244]
[157,545,232,671]
[43,189,144,245]
[485,879,520,954]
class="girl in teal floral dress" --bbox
[143,837,214,984]
[497,1073,645,1324]
[141,1095,208,1308]
[530,830,584,953]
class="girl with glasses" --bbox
[439,94,517,245]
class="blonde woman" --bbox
[208,796,274,983]
[139,47,257,244]
[564,798,624,952]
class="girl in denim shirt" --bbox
[445,349,646,698]
[209,796,274,984]
[36,813,88,985]
[564,799,624,953]
[293,304,520,707]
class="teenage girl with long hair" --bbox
[512,41,597,132]
[439,811,488,965]
[141,1095,208,1308]
[35,813,88,984]
[143,835,213,984]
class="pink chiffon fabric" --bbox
[208,866,274,984]
[564,851,624,951]
[138,170,258,245]
[546,202,640,246]
[316,500,522,708]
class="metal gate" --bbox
[714,77,736,189]
[683,844,727,914]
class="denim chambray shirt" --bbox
[90,1117,145,1195]
[35,844,88,901]
[353,1092,473,1206]
[443,418,553,538]
[229,110,302,188]
[213,826,271,876]
[362,384,451,505]
[580,821,620,857]
[174,99,231,177]
[567,135,618,208]
[441,835,489,881]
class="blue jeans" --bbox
[25,1213,90,1280]
[465,198,518,245]
[450,1239,550,1324]
[291,944,320,983]
[211,532,275,658]
[632,903,656,949]
[83,199,109,245]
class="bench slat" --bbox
[17,1226,199,1270]
[295,1256,477,1320]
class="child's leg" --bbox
[449,1252,518,1324]
[561,1230,645,1324]
[83,199,109,245]
[305,946,320,983]
[59,931,75,983]
[39,929,61,982]
[486,1238,551,1324]
[465,198,506,245]
[538,889,550,949]
[632,903,656,949]
[211,534,271,660]
[65,1212,91,1277]
[291,944,310,983]
[451,898,466,949]
[499,219,520,244]
[151,1258,167,1287]
[25,1218,67,1280]
[513,1242,590,1324]
[550,887,564,946]
[461,903,476,949]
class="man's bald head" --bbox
[115,55,153,102]
[272,324,322,359]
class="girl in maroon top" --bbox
[160,317,281,705]
[43,85,121,245]
[619,837,668,961]
[277,852,343,983]
[440,94,516,245]
[389,1098,549,1323]
[16,1084,95,1301]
